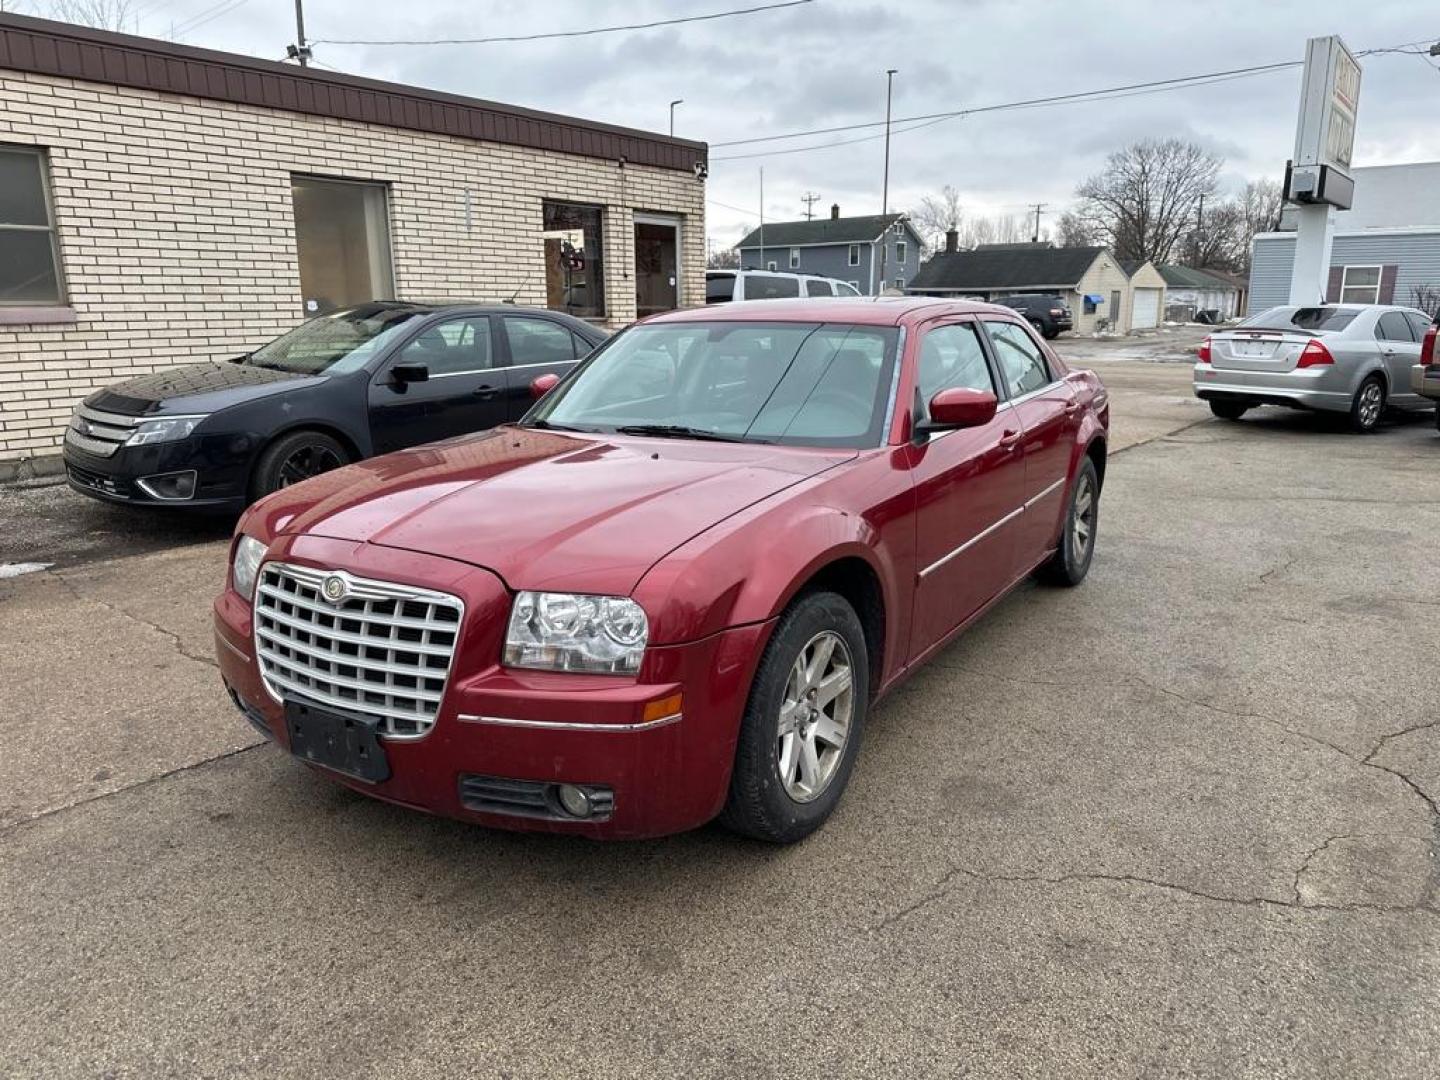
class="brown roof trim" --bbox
[0,12,707,172]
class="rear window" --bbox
[1239,306,1359,333]
[744,273,801,299]
[705,273,735,304]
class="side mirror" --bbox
[924,387,997,431]
[530,373,561,399]
[389,362,429,386]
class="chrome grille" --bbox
[253,563,464,739]
[66,406,141,458]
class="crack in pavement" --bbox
[1259,556,1297,583]
[44,566,218,670]
[0,742,266,835]
[873,860,1439,935]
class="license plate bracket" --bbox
[285,698,390,783]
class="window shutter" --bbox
[1379,265,1399,305]
[1325,266,1343,303]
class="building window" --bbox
[895,277,905,291]
[789,247,800,269]
[0,146,65,305]
[895,240,907,265]
[542,201,606,319]
[1340,265,1381,305]
[847,244,860,266]
[291,176,394,317]
[767,260,778,271]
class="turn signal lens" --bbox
[642,693,683,723]
[1297,339,1334,367]
[1197,336,1212,363]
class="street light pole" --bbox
[669,99,684,137]
[878,69,897,294]
[293,0,309,67]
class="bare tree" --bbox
[1409,284,1440,318]
[706,244,741,270]
[909,185,963,253]
[46,0,135,29]
[1232,178,1284,272]
[958,213,1037,248]
[1055,210,1097,248]
[1073,138,1223,265]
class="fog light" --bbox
[556,783,593,819]
[136,469,197,501]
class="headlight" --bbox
[231,534,267,600]
[125,415,207,446]
[503,591,648,673]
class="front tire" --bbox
[720,591,869,844]
[249,430,350,502]
[1349,375,1386,433]
[1038,457,1099,587]
[1209,399,1249,421]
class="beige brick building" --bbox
[0,14,707,471]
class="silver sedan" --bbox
[1193,304,1434,432]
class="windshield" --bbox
[1238,306,1359,334]
[526,321,900,448]
[247,306,427,374]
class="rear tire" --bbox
[1349,375,1386,433]
[249,430,350,503]
[719,591,869,844]
[1209,400,1249,421]
[1038,457,1099,587]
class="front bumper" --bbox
[213,535,771,839]
[1192,362,1354,413]
[1412,364,1440,402]
[63,430,254,510]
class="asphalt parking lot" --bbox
[2,357,1438,1078]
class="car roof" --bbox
[642,296,1018,327]
[335,301,603,328]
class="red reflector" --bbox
[1423,326,1437,366]
[1197,336,1212,363]
[1298,339,1334,367]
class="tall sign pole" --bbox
[1286,36,1361,304]
[879,68,897,294]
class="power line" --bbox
[170,0,249,38]
[314,0,812,47]
[709,38,1440,159]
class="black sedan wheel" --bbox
[250,430,350,501]
[719,591,869,844]
[1038,457,1099,587]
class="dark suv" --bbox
[997,294,1073,339]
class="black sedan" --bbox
[62,303,607,511]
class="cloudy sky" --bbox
[69,0,1440,248]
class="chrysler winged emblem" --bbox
[320,573,349,605]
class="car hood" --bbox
[85,362,321,416]
[257,427,855,596]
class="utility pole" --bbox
[669,99,684,137]
[758,166,765,271]
[1030,202,1046,243]
[878,68,897,294]
[800,191,820,220]
[287,0,311,66]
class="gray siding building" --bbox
[1248,162,1440,315]
[737,206,922,294]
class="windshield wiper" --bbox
[614,424,758,443]
[525,419,594,433]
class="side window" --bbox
[705,273,735,304]
[572,331,597,358]
[917,323,996,408]
[805,278,835,297]
[746,273,800,299]
[842,281,860,295]
[983,319,1052,396]
[1376,311,1415,342]
[503,317,580,367]
[395,317,493,376]
[1406,312,1435,340]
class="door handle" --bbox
[999,429,1023,451]
[472,384,499,400]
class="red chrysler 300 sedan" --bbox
[213,298,1109,842]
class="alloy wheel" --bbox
[1072,474,1095,561]
[1357,382,1384,429]
[776,630,854,803]
[278,444,342,487]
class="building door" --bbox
[1109,290,1122,331]
[634,213,681,317]
[291,176,394,318]
[1132,287,1161,329]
